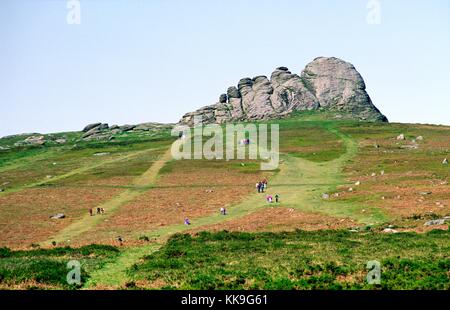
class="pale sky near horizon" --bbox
[1,0,449,137]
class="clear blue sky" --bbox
[1,0,449,136]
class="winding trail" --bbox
[84,123,388,288]
[42,147,173,246]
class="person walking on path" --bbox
[117,236,123,246]
[220,207,227,215]
[184,218,191,225]
[275,194,280,203]
[89,209,93,216]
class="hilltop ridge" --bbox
[179,57,388,125]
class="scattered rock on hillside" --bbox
[322,193,330,199]
[443,158,448,165]
[416,136,424,141]
[50,213,65,219]
[424,219,446,226]
[83,123,102,132]
[120,125,136,132]
[134,122,173,131]
[396,134,405,140]
[26,136,46,145]
[382,228,398,233]
[355,181,361,186]
[0,188,4,192]
[419,191,432,196]
[14,135,46,147]
[55,139,67,144]
[82,127,101,138]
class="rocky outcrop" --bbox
[80,122,174,141]
[83,123,102,132]
[14,135,46,147]
[179,57,388,126]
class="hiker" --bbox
[266,195,273,203]
[256,182,261,193]
[184,218,191,225]
[260,181,265,193]
[117,236,123,246]
[89,209,93,216]
[220,207,227,215]
[100,208,105,214]
[96,207,101,215]
[275,194,280,203]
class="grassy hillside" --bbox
[128,230,450,290]
[0,112,448,289]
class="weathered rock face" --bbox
[301,57,387,122]
[179,57,387,126]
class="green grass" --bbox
[129,229,450,290]
[0,245,120,289]
[0,133,174,193]
[1,113,449,290]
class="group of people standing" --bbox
[256,179,268,193]
[89,207,105,216]
[256,178,280,204]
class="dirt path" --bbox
[42,147,173,246]
[85,123,388,288]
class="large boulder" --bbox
[300,57,387,122]
[24,135,46,145]
[82,127,101,138]
[82,123,102,132]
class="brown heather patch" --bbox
[0,187,123,249]
[157,166,269,187]
[72,168,261,245]
[0,281,63,290]
[188,207,355,233]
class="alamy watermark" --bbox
[366,260,381,284]
[171,116,279,171]
[366,0,381,25]
[66,260,81,285]
[67,0,81,25]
